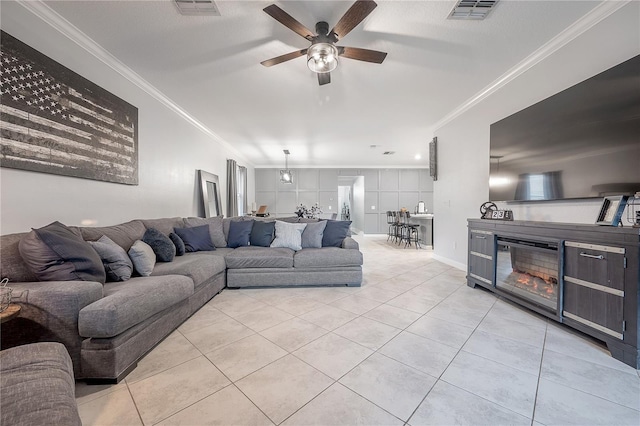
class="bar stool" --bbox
[391,211,401,243]
[404,212,421,249]
[396,211,408,246]
[386,211,397,242]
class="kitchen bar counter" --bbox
[408,214,434,247]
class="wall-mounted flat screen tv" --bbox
[489,55,640,202]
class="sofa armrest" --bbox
[2,280,103,374]
[9,281,104,323]
[341,237,359,250]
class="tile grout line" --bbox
[124,378,146,426]
[530,323,549,426]
[402,296,499,423]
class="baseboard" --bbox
[432,254,466,271]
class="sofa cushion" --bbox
[294,247,364,268]
[174,225,215,252]
[19,221,106,284]
[78,275,194,338]
[322,220,352,247]
[142,228,175,262]
[271,221,307,251]
[301,220,327,249]
[0,342,81,426]
[152,253,226,288]
[184,216,227,248]
[141,217,184,236]
[227,220,253,248]
[169,232,186,256]
[80,220,146,252]
[128,240,155,277]
[250,221,275,247]
[87,235,133,282]
[225,246,294,269]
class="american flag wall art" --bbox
[0,31,138,185]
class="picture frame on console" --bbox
[595,195,628,226]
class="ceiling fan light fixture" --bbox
[307,43,339,73]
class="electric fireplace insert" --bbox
[495,236,561,313]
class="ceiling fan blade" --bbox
[263,4,315,41]
[261,49,308,67]
[339,46,387,64]
[318,72,331,86]
[330,0,377,40]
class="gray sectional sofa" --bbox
[0,215,362,382]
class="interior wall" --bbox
[433,2,640,268]
[0,2,254,234]
[254,168,433,233]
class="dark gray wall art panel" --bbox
[0,31,138,185]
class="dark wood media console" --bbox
[467,219,640,369]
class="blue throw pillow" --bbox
[250,221,275,247]
[143,228,176,262]
[169,232,186,256]
[174,225,216,252]
[322,220,352,247]
[228,220,254,248]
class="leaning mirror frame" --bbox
[198,170,223,218]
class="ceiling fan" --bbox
[261,0,387,86]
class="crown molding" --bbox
[432,0,630,133]
[253,164,429,169]
[17,0,252,166]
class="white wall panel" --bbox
[379,192,399,212]
[297,169,318,190]
[379,169,399,191]
[256,169,277,192]
[400,169,420,189]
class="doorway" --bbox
[338,176,364,234]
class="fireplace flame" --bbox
[510,270,557,298]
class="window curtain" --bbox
[238,166,247,216]
[227,159,238,217]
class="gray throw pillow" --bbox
[142,228,175,262]
[270,221,307,251]
[128,240,156,276]
[18,221,106,284]
[88,235,133,282]
[301,220,327,248]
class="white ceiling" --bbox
[42,0,600,168]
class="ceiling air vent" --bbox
[174,0,221,16]
[448,0,498,20]
[383,151,395,155]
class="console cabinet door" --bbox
[563,242,625,340]
[468,230,495,288]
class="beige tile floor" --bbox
[76,235,640,426]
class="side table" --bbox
[0,304,21,324]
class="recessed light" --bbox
[415,154,422,160]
